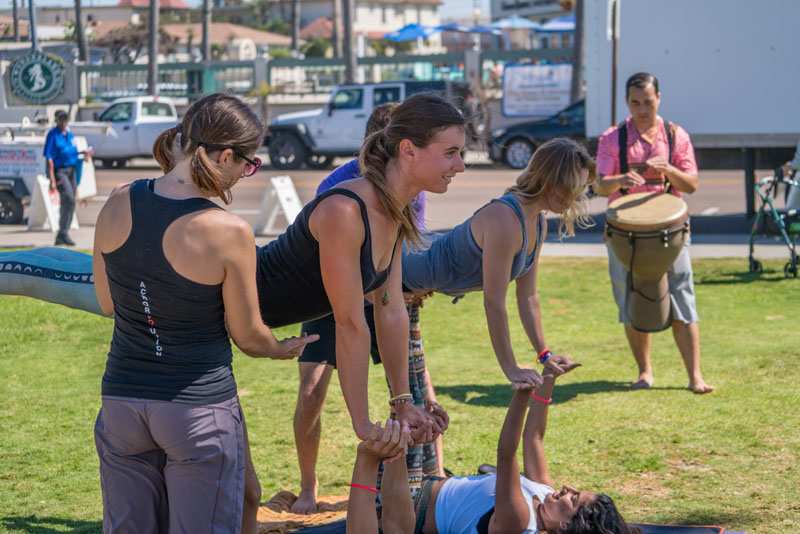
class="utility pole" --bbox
[148,0,159,96]
[74,0,88,62]
[12,0,20,42]
[290,0,300,52]
[28,0,38,50]
[332,0,342,58]
[202,0,212,61]
[342,0,356,83]
[569,0,584,103]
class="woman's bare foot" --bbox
[290,486,319,514]
[689,380,714,395]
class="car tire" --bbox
[114,159,128,169]
[504,138,535,169]
[0,191,23,225]
[99,159,115,169]
[306,154,335,170]
[268,133,308,170]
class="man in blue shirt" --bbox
[43,111,80,246]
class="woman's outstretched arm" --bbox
[480,204,542,388]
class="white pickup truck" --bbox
[74,96,179,169]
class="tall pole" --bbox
[610,0,618,126]
[75,0,89,62]
[148,0,159,96]
[28,0,39,50]
[342,0,356,83]
[569,0,583,103]
[12,0,20,42]
[201,0,211,61]
[332,0,342,58]
[290,0,300,52]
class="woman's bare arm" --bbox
[480,205,542,388]
[489,387,532,534]
[312,196,376,440]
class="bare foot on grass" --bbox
[290,487,318,515]
[689,380,715,395]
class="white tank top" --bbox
[434,474,553,534]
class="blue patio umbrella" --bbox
[470,24,503,35]
[490,15,541,30]
[384,23,438,42]
[536,14,575,32]
[435,22,472,33]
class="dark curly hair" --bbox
[561,494,641,534]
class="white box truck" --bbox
[584,0,799,213]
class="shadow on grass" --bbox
[696,270,790,285]
[437,380,686,407]
[1,515,101,534]
[643,508,756,531]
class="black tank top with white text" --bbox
[102,179,236,404]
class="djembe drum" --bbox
[604,192,690,332]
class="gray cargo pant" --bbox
[54,166,76,237]
[94,395,245,534]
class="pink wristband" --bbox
[531,393,552,405]
[350,483,379,494]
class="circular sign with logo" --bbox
[9,51,66,104]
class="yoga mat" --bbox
[291,519,745,533]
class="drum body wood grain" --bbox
[604,192,690,332]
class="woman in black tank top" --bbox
[92,94,317,534]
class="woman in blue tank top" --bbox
[92,94,318,534]
[403,138,596,388]
[347,364,641,534]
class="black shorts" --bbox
[298,305,382,368]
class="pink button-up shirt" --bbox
[596,116,698,203]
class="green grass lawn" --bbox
[0,257,798,533]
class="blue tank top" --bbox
[102,179,236,405]
[402,193,544,297]
[256,188,398,327]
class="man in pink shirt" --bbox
[594,72,714,394]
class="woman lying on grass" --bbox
[349,361,641,534]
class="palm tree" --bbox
[74,0,88,62]
[569,0,584,103]
[11,0,20,42]
[290,0,300,52]
[332,0,341,57]
[201,0,212,61]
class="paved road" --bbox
[1,156,793,261]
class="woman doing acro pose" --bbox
[348,362,642,534]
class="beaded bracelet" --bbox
[537,348,552,364]
[389,393,413,407]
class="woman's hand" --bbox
[394,402,440,444]
[357,419,409,463]
[646,156,676,179]
[265,333,320,360]
[506,366,544,389]
[425,400,449,433]
[542,354,581,378]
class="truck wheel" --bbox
[306,154,334,170]
[114,159,128,169]
[504,138,535,169]
[268,133,307,170]
[0,191,23,225]
[99,159,115,169]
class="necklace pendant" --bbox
[382,290,390,306]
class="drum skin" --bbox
[605,193,690,332]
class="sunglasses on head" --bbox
[196,141,262,177]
